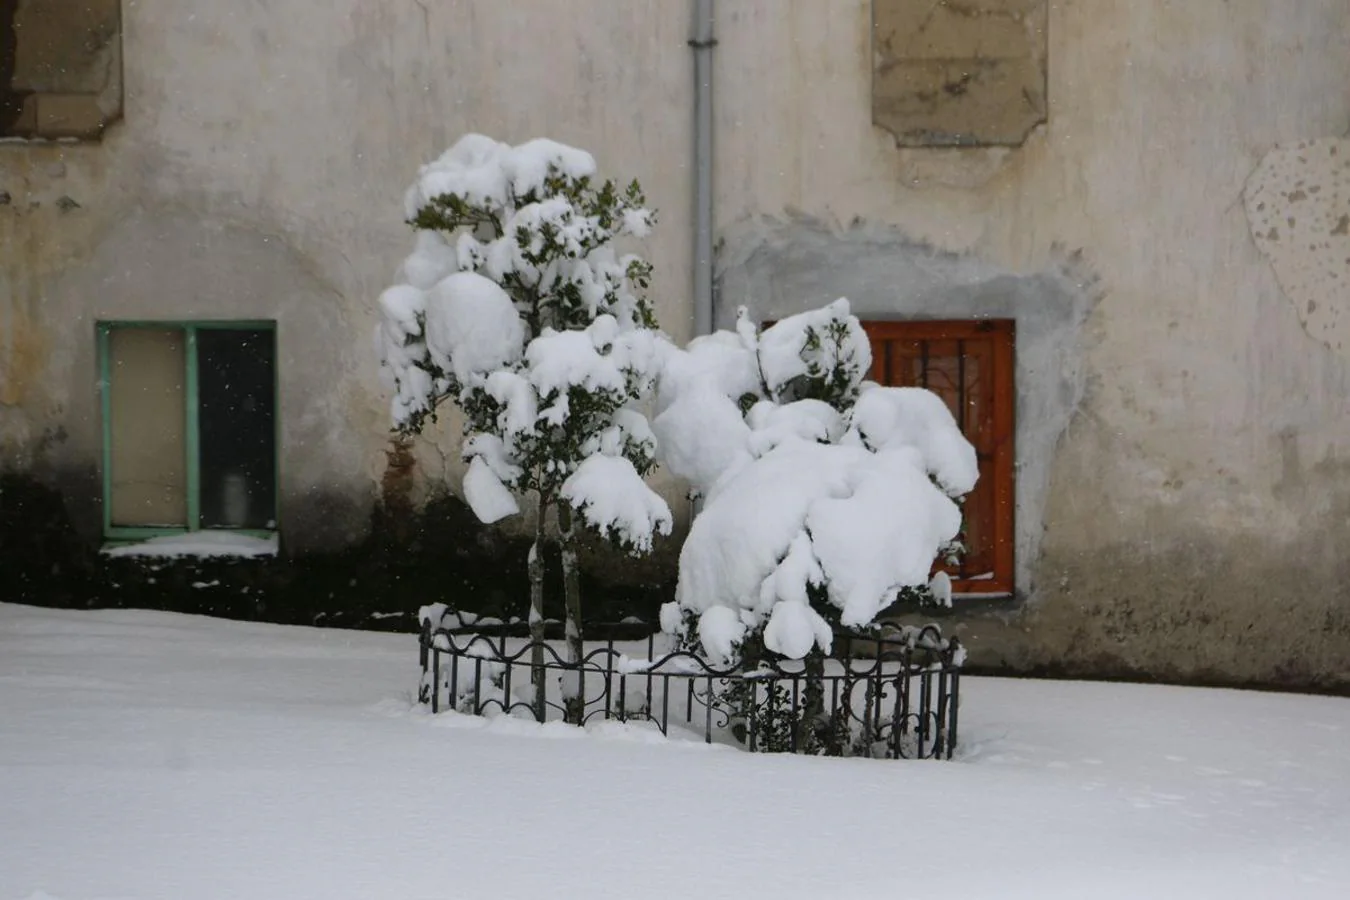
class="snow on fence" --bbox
[418,619,963,759]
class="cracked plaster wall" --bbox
[712,0,1350,689]
[1,0,1349,686]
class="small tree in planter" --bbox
[653,299,975,751]
[376,134,673,722]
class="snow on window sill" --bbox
[100,532,279,560]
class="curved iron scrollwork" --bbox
[417,618,962,760]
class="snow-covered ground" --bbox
[2,602,1347,900]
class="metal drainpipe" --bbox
[691,0,715,337]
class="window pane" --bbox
[875,330,1004,588]
[108,328,188,526]
[887,338,990,448]
[958,458,997,580]
[197,328,276,530]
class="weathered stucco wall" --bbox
[2,0,1348,687]
[711,0,1350,688]
[0,0,696,555]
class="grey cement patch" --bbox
[716,218,1102,598]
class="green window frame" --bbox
[97,320,280,541]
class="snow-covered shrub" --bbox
[377,134,673,722]
[655,300,977,670]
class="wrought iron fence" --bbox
[418,619,962,759]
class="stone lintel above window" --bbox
[3,0,123,141]
[872,0,1047,148]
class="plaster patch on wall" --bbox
[1244,137,1350,353]
[716,218,1102,597]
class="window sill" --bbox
[100,531,279,560]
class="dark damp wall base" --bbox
[0,474,674,632]
[8,470,1348,695]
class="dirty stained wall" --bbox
[0,0,697,553]
[712,0,1350,688]
[2,0,1349,689]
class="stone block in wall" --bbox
[33,91,115,138]
[872,0,1047,147]
[3,0,122,139]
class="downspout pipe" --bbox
[691,0,715,336]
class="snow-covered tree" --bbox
[653,299,977,668]
[376,134,673,722]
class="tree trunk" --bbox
[528,496,548,721]
[557,504,585,725]
[797,652,827,754]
